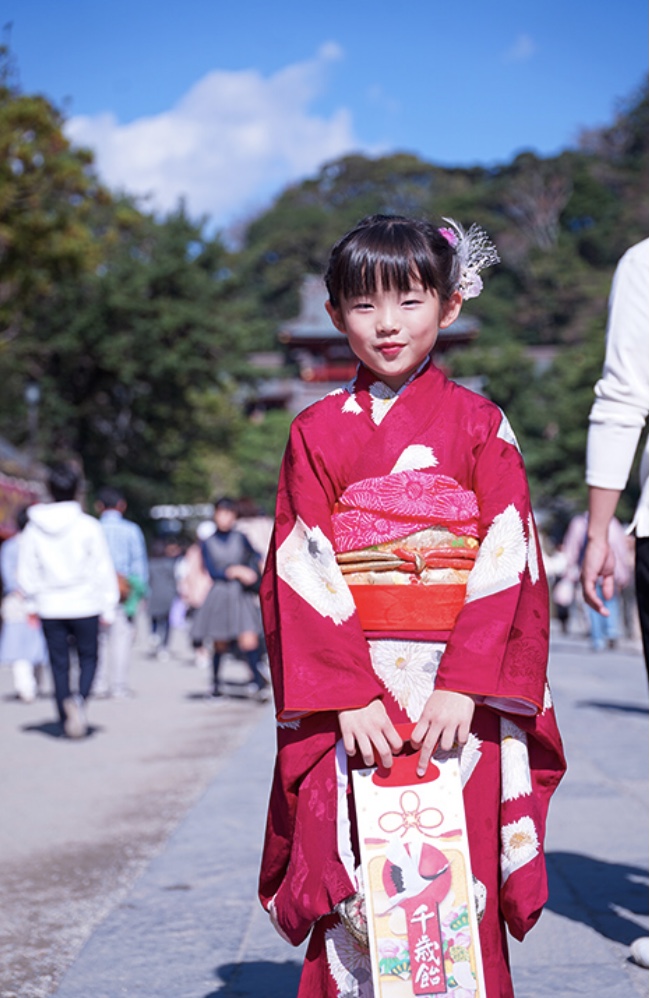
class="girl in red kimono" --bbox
[258,214,566,997]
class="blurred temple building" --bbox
[0,436,47,539]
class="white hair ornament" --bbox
[439,217,500,300]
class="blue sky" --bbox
[5,0,647,233]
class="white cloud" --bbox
[65,44,362,230]
[504,33,536,63]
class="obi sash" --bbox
[332,470,479,633]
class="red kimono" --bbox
[258,361,565,998]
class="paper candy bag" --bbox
[352,744,486,998]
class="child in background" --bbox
[258,215,565,997]
[191,498,269,699]
[147,538,182,659]
[0,506,48,701]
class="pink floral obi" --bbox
[332,471,479,633]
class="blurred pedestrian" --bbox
[581,237,649,678]
[0,505,48,701]
[94,486,148,698]
[17,462,119,737]
[191,497,269,700]
[176,521,215,668]
[147,538,181,659]
[543,537,570,634]
[621,534,640,641]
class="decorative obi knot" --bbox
[332,470,479,632]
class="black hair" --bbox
[47,462,81,502]
[213,497,237,513]
[96,486,124,510]
[325,214,459,308]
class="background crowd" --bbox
[0,469,273,736]
[0,460,643,736]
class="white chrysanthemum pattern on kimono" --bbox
[466,504,527,602]
[369,381,399,425]
[459,732,483,787]
[390,444,438,474]
[277,517,356,625]
[500,717,532,801]
[368,640,443,720]
[342,393,363,415]
[527,512,540,584]
[277,718,301,730]
[501,815,540,883]
[497,411,521,451]
[325,922,373,998]
[543,683,553,712]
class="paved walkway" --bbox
[509,633,648,997]
[3,628,648,997]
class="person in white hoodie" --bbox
[17,462,120,737]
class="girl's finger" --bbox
[386,725,404,754]
[416,730,439,777]
[358,734,375,767]
[374,733,394,769]
[457,717,471,745]
[439,725,456,752]
[410,719,427,748]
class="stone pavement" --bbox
[10,629,649,997]
[509,632,648,997]
[0,627,267,998]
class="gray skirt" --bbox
[190,579,262,643]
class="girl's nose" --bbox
[376,306,399,333]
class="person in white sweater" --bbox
[581,238,649,973]
[581,237,649,682]
[17,462,119,737]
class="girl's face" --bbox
[326,282,462,392]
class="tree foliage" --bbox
[0,46,111,345]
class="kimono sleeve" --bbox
[434,410,548,713]
[260,416,383,720]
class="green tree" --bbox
[7,208,252,513]
[0,46,109,344]
[233,410,293,509]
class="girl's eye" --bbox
[403,298,421,306]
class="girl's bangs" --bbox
[338,240,439,300]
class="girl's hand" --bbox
[338,699,403,769]
[410,690,475,777]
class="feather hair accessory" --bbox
[439,217,500,300]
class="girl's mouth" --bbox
[378,344,403,359]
